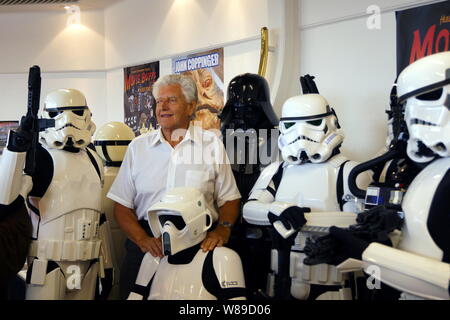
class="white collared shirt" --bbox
[107,124,241,228]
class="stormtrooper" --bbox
[127,187,246,300]
[220,73,279,298]
[11,88,113,300]
[243,93,372,300]
[94,121,135,299]
[362,52,450,300]
[305,52,450,300]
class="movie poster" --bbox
[396,1,449,75]
[0,121,19,155]
[172,48,224,131]
[124,61,159,136]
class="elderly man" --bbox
[107,74,241,299]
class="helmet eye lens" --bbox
[158,214,186,230]
[306,119,323,126]
[416,88,443,101]
[48,111,59,118]
[72,110,85,116]
[284,122,296,129]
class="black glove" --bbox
[304,206,403,266]
[267,206,310,233]
[304,226,371,266]
[350,205,404,242]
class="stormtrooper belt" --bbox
[29,239,102,261]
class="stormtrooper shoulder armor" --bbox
[205,247,246,300]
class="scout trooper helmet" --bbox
[278,94,343,164]
[148,187,213,256]
[40,89,96,150]
[397,51,450,163]
[94,121,135,167]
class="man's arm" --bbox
[201,198,240,252]
[114,202,163,258]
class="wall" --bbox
[0,9,107,125]
[298,0,446,161]
[103,0,269,123]
[0,72,106,127]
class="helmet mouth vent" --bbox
[410,118,437,126]
[416,141,435,158]
[288,135,319,145]
[58,123,82,131]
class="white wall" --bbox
[0,72,107,127]
[298,0,446,162]
[104,0,268,70]
[0,9,108,125]
[103,0,266,123]
[0,10,105,72]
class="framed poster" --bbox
[173,48,224,131]
[396,1,449,75]
[0,121,19,155]
[124,61,160,136]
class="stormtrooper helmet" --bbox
[397,51,450,163]
[40,89,96,150]
[94,121,135,167]
[278,94,343,164]
[148,187,212,256]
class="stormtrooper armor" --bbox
[94,121,135,299]
[362,52,450,300]
[23,89,113,300]
[128,187,246,300]
[243,94,372,300]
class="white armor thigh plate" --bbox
[276,162,341,212]
[31,148,103,261]
[399,157,450,260]
[149,250,216,300]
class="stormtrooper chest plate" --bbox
[149,250,216,300]
[39,148,103,225]
[276,162,341,212]
[399,157,450,260]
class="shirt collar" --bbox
[149,123,202,147]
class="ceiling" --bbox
[0,0,123,12]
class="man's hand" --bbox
[136,235,163,258]
[201,225,231,252]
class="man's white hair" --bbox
[153,74,198,103]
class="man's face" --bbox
[155,84,195,133]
